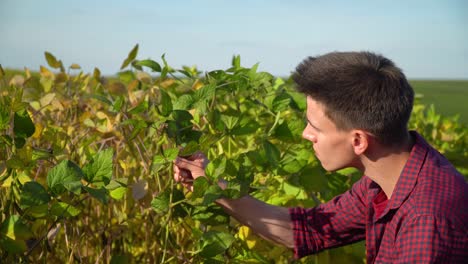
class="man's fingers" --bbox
[187,151,204,161]
[174,164,181,182]
[175,157,203,169]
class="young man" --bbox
[174,51,468,263]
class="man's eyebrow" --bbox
[306,117,320,130]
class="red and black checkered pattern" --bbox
[289,131,468,263]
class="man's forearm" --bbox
[215,195,295,249]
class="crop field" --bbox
[0,47,467,263]
[410,80,468,124]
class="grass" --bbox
[410,80,468,124]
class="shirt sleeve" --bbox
[289,177,368,259]
[394,214,468,263]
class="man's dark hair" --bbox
[293,51,414,147]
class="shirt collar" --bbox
[388,131,428,210]
[369,131,429,221]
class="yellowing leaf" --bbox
[40,93,56,107]
[50,98,64,111]
[32,122,43,139]
[238,225,251,240]
[29,101,40,111]
[136,71,152,84]
[96,111,108,120]
[40,76,53,92]
[237,225,257,249]
[67,126,75,136]
[40,66,54,79]
[83,118,95,128]
[55,72,68,83]
[70,63,81,69]
[108,82,127,95]
[118,160,128,170]
[44,51,62,69]
[1,172,30,188]
[9,75,25,87]
[79,111,92,123]
[192,79,204,90]
[93,67,101,81]
[127,79,139,92]
[159,78,174,89]
[129,90,146,106]
[24,67,32,79]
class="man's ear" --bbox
[351,130,369,155]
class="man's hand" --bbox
[173,152,209,191]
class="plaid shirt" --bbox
[289,131,468,263]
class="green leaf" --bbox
[281,158,305,174]
[159,89,173,117]
[272,92,292,113]
[0,236,27,254]
[273,118,304,142]
[0,215,33,240]
[117,70,135,83]
[109,187,126,200]
[192,206,229,225]
[202,185,223,206]
[50,202,81,217]
[0,101,10,130]
[179,141,199,157]
[263,140,280,167]
[93,67,101,81]
[205,156,226,181]
[194,84,216,102]
[133,59,161,72]
[151,190,170,214]
[83,148,113,186]
[110,255,131,264]
[164,148,179,161]
[192,177,210,199]
[232,55,241,69]
[112,96,125,112]
[6,155,24,169]
[23,204,49,218]
[120,44,139,70]
[85,94,113,106]
[83,186,109,204]
[220,113,239,130]
[20,181,50,210]
[47,160,83,195]
[106,178,127,190]
[298,166,328,193]
[44,51,62,69]
[230,118,260,136]
[249,63,260,78]
[199,231,235,258]
[160,53,170,79]
[13,109,35,138]
[282,181,308,200]
[152,154,166,168]
[173,94,194,110]
[128,100,148,115]
[289,91,307,110]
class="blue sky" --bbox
[1,0,467,78]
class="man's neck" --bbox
[362,134,415,199]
